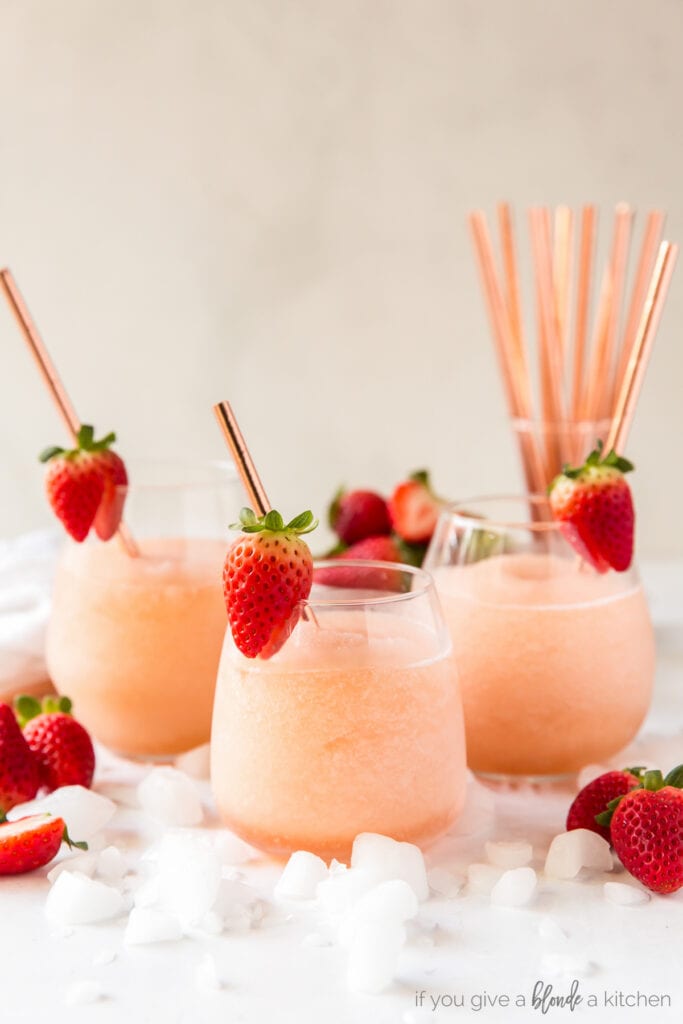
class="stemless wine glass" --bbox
[46,459,243,759]
[211,560,467,860]
[425,496,655,783]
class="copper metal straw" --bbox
[213,400,271,516]
[0,267,138,556]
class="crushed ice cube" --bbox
[92,949,117,967]
[540,953,595,977]
[485,840,533,869]
[195,953,224,993]
[9,786,116,840]
[316,866,374,914]
[137,768,203,826]
[175,743,211,780]
[47,851,98,885]
[64,980,103,1006]
[96,846,127,883]
[274,851,328,900]
[544,829,613,879]
[604,881,650,906]
[133,876,161,908]
[213,830,259,867]
[351,834,429,901]
[491,867,537,907]
[124,907,183,945]
[347,921,406,994]
[156,831,221,925]
[467,863,503,892]
[302,931,333,947]
[339,880,419,947]
[197,910,224,935]
[428,866,464,898]
[537,915,568,943]
[46,871,126,925]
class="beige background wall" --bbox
[1,0,682,555]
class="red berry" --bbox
[223,508,317,659]
[0,814,86,875]
[329,489,391,545]
[0,704,40,813]
[315,535,405,589]
[549,444,635,572]
[23,712,95,792]
[92,449,128,541]
[566,770,641,842]
[388,471,441,545]
[610,786,683,894]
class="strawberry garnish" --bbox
[15,695,95,792]
[223,508,317,659]
[0,704,40,814]
[566,769,642,842]
[0,814,87,876]
[388,470,442,545]
[328,489,391,546]
[598,767,683,894]
[548,442,635,573]
[40,424,127,543]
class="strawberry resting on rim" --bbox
[223,507,318,660]
[548,441,635,573]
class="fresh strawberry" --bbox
[566,769,642,841]
[599,766,683,894]
[40,424,127,543]
[92,448,128,541]
[548,443,635,573]
[315,535,405,589]
[329,488,391,545]
[388,471,442,545]
[0,704,40,813]
[16,695,95,792]
[0,814,87,876]
[223,508,317,659]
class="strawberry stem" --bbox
[62,825,88,851]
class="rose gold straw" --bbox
[212,401,271,516]
[0,267,138,557]
[571,205,596,422]
[497,202,532,415]
[553,205,574,367]
[606,241,678,453]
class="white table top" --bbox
[3,564,683,1024]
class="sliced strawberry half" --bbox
[0,814,87,875]
[388,471,442,545]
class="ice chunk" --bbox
[213,830,259,867]
[124,907,183,945]
[175,743,211,780]
[46,871,125,925]
[467,863,503,892]
[540,952,595,977]
[274,851,328,900]
[97,846,127,883]
[137,768,203,826]
[47,852,98,885]
[485,840,533,869]
[317,866,374,914]
[339,880,418,947]
[302,931,333,947]
[195,953,224,993]
[9,786,116,840]
[544,830,613,879]
[604,881,650,906]
[347,921,406,994]
[156,831,221,925]
[65,980,103,1006]
[133,876,161,908]
[351,834,429,901]
[428,866,464,898]
[578,764,609,789]
[537,916,568,943]
[491,867,537,907]
[198,910,224,935]
[92,950,117,967]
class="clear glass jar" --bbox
[211,560,467,860]
[425,496,655,783]
[46,459,243,758]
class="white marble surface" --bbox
[2,610,682,1022]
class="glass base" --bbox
[473,769,578,792]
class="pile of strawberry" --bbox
[325,471,443,568]
[41,424,127,542]
[566,764,683,894]
[0,696,94,875]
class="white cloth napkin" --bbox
[0,529,59,697]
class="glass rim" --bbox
[443,494,565,533]
[114,457,239,494]
[310,559,435,607]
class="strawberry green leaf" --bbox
[409,470,430,488]
[595,793,625,828]
[287,510,318,533]
[642,769,665,791]
[663,764,683,789]
[328,487,345,530]
[263,510,284,532]
[13,694,42,727]
[39,445,65,463]
[77,424,95,449]
[238,508,258,528]
[62,825,88,851]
